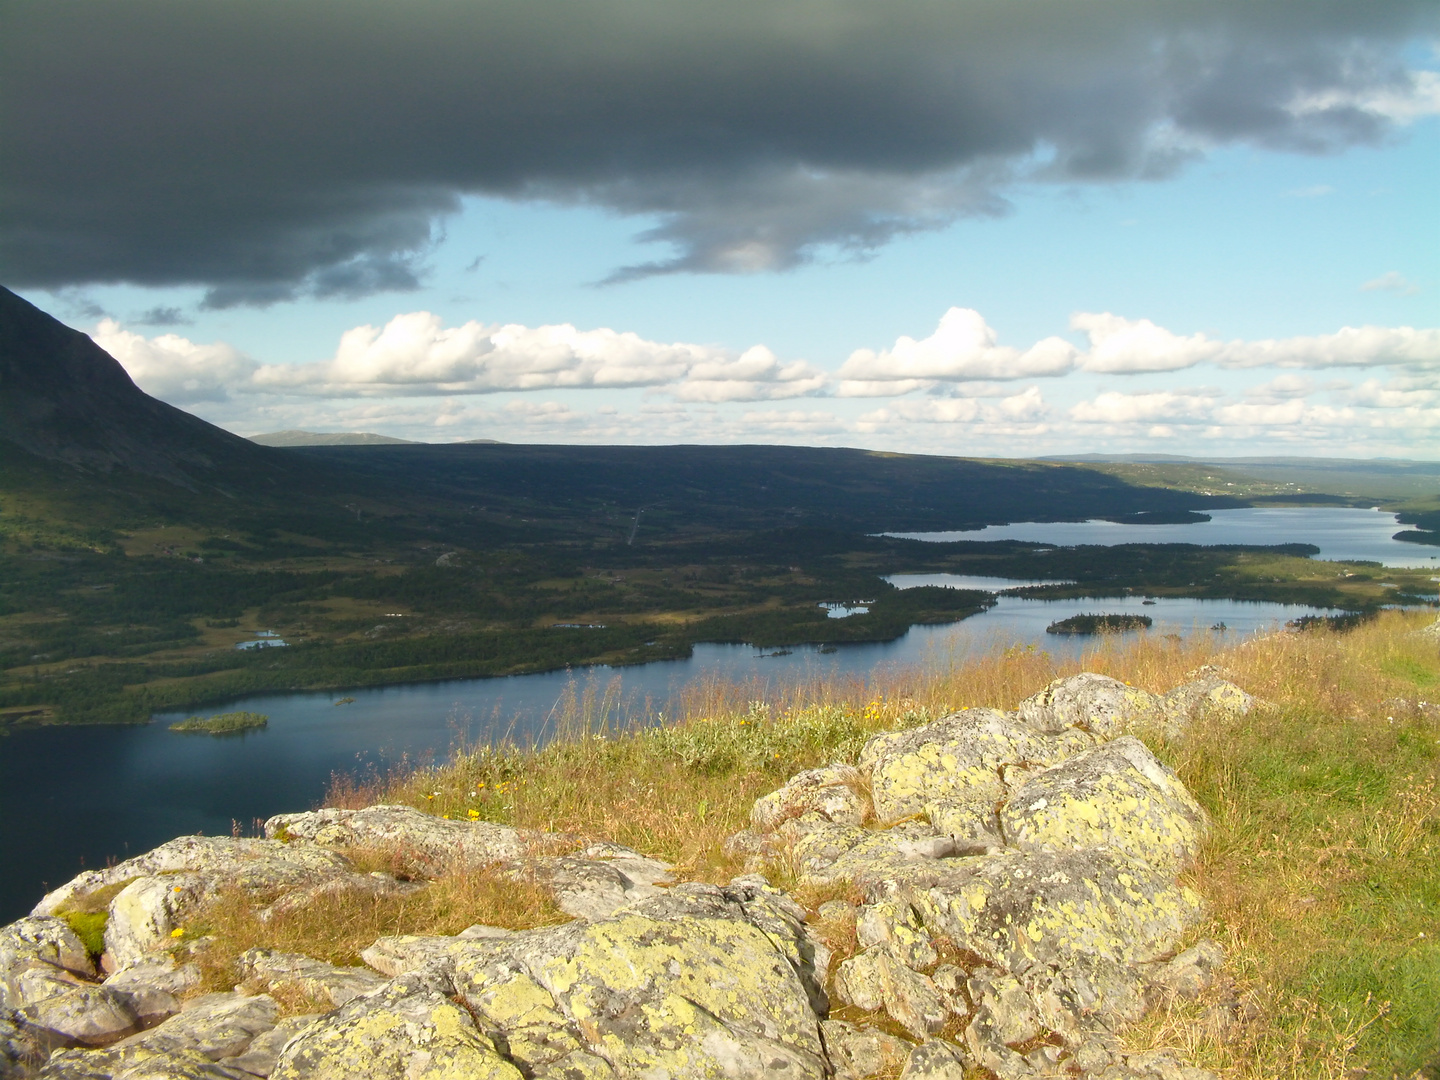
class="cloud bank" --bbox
[97,307,1440,411]
[95,314,827,404]
[4,1,1436,302]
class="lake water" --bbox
[0,591,1343,921]
[887,507,1437,568]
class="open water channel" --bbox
[1,506,1432,920]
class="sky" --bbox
[3,1,1438,458]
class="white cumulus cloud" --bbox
[837,308,1077,389]
[92,319,258,403]
[1217,324,1440,369]
[1072,313,1223,374]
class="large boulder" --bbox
[509,842,673,921]
[0,919,95,1010]
[33,838,353,920]
[1000,737,1210,872]
[446,883,830,1078]
[18,985,138,1050]
[858,709,1092,831]
[1016,673,1164,738]
[102,961,200,1029]
[831,946,949,1040]
[1162,669,1256,736]
[915,847,1204,975]
[37,1045,253,1079]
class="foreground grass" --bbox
[192,611,1437,1076]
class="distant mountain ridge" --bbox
[250,430,417,447]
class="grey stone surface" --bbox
[820,1019,911,1080]
[263,805,527,871]
[0,919,95,1010]
[112,993,278,1063]
[751,765,869,832]
[1017,673,1165,738]
[234,951,385,1009]
[20,985,139,1048]
[103,961,201,1028]
[218,1015,322,1078]
[898,1039,970,1080]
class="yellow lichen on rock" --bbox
[271,975,521,1080]
[1000,736,1210,871]
[916,848,1204,974]
[861,709,1088,829]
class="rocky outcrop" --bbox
[1,670,1241,1079]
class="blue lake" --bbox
[1,590,1344,921]
[887,506,1437,568]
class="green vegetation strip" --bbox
[168,710,268,734]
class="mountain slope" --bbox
[0,285,286,489]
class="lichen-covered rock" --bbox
[235,950,386,1008]
[999,737,1209,872]
[218,1014,320,1078]
[32,838,358,973]
[751,766,869,832]
[0,920,95,1009]
[898,1040,969,1080]
[447,883,830,1077]
[2,1009,51,1080]
[1016,673,1164,738]
[1162,671,1255,735]
[360,934,499,979]
[19,985,139,1049]
[37,1044,254,1079]
[819,1020,910,1080]
[510,843,671,921]
[112,993,278,1063]
[33,838,353,922]
[916,847,1204,975]
[855,900,937,970]
[263,805,527,871]
[832,946,948,1040]
[102,961,200,1028]
[860,709,1091,830]
[791,820,967,889]
[965,973,1042,1048]
[269,971,519,1080]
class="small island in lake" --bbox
[169,711,269,735]
[1046,613,1153,635]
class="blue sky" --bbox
[6,2,1438,458]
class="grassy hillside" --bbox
[283,610,1435,1078]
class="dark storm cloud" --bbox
[1,0,1434,303]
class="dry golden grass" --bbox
[188,861,567,999]
[305,610,1436,1076]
